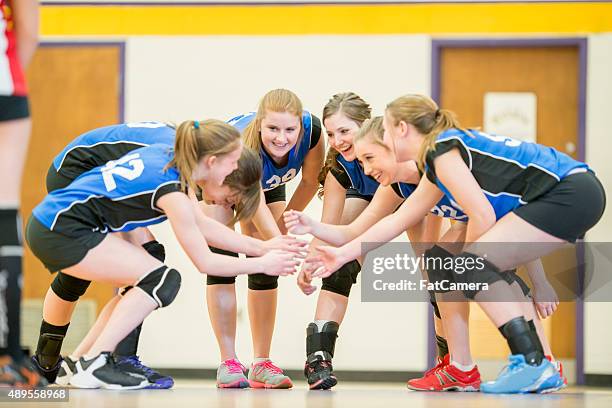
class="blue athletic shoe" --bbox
[480,354,562,394]
[115,355,174,389]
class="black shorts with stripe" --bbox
[25,216,106,273]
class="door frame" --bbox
[430,37,588,384]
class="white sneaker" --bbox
[55,356,77,386]
[69,352,148,390]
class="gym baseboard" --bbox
[154,368,422,383]
[585,374,612,387]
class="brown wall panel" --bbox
[22,45,122,313]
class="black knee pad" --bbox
[321,260,360,298]
[206,246,238,285]
[142,240,165,262]
[503,269,532,298]
[306,321,339,362]
[423,245,455,293]
[50,272,91,302]
[135,266,181,308]
[453,252,507,299]
[248,273,278,290]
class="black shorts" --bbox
[346,188,373,202]
[263,184,286,204]
[46,165,75,193]
[25,216,106,273]
[0,95,30,121]
[513,171,606,242]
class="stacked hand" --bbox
[261,250,303,277]
[303,245,345,279]
[261,234,308,255]
[283,210,316,235]
[297,259,318,295]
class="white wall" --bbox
[129,35,431,370]
[584,33,612,375]
[118,33,612,373]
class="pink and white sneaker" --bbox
[248,359,293,389]
[216,358,249,389]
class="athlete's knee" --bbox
[50,272,91,302]
[135,266,181,308]
[321,260,360,298]
[424,245,455,294]
[503,269,532,297]
[142,240,165,263]
[206,246,238,286]
[248,273,278,290]
[453,252,507,299]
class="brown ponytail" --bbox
[167,119,241,193]
[222,147,262,225]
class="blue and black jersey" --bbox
[34,144,181,238]
[227,111,322,191]
[425,128,589,220]
[51,122,175,183]
[391,182,468,222]
[329,154,379,197]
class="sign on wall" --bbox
[484,92,537,142]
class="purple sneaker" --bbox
[115,355,174,389]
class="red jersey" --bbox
[1,0,27,96]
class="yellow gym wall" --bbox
[26,1,611,375]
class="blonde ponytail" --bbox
[386,94,466,170]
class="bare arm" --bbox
[10,0,39,69]
[283,129,325,214]
[288,183,405,246]
[249,188,282,240]
[308,173,347,251]
[330,178,444,264]
[158,192,265,276]
[525,258,559,318]
[435,149,496,243]
[193,199,264,256]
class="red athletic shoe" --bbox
[423,354,449,378]
[407,357,480,392]
[546,356,568,389]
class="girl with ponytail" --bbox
[286,94,604,394]
[26,119,304,390]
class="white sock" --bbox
[253,357,270,364]
[314,319,331,331]
[451,359,475,372]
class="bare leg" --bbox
[62,234,163,356]
[0,118,30,205]
[468,213,565,327]
[200,203,239,361]
[42,288,77,326]
[313,197,369,325]
[246,201,284,358]
[70,296,120,359]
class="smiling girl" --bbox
[288,94,605,393]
